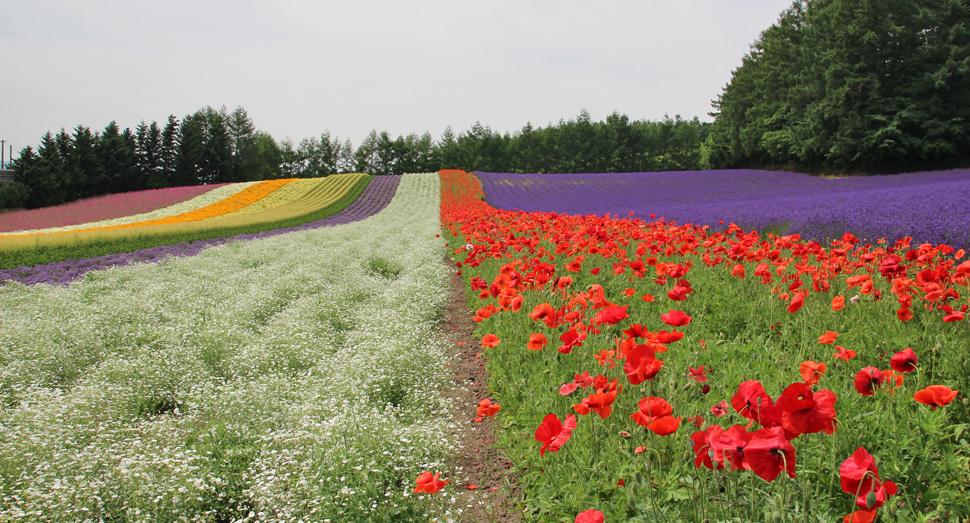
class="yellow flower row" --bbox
[53,179,297,236]
[219,178,326,219]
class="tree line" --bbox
[708,0,970,173]
[1,108,709,210]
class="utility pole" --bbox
[1,140,5,168]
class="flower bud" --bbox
[866,491,877,509]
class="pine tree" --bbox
[160,115,180,186]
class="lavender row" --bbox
[0,175,402,286]
[476,169,970,248]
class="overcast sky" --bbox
[1,0,793,157]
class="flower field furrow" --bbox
[0,175,400,286]
[476,169,970,249]
[0,184,229,233]
[442,169,970,522]
[0,182,254,237]
[0,173,454,521]
[0,174,371,262]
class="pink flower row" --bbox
[0,185,228,233]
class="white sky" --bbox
[1,0,793,156]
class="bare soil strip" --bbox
[440,257,522,523]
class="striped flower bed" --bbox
[0,176,402,286]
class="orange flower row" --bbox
[33,179,297,237]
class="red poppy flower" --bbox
[558,329,585,355]
[776,382,837,436]
[631,396,673,424]
[632,397,682,435]
[913,385,959,410]
[660,310,691,327]
[731,380,782,427]
[843,510,877,523]
[832,295,846,311]
[646,415,681,436]
[575,509,605,523]
[799,360,826,385]
[943,310,965,322]
[481,334,500,348]
[746,426,797,482]
[818,331,839,345]
[731,264,745,278]
[623,288,636,298]
[595,305,630,325]
[711,400,729,417]
[535,413,577,456]
[853,367,885,396]
[624,344,664,385]
[833,346,857,361]
[889,347,917,373]
[590,267,601,275]
[714,424,753,471]
[414,471,449,493]
[786,292,806,313]
[653,330,684,344]
[477,398,501,417]
[574,391,618,419]
[642,294,655,302]
[690,425,726,470]
[840,447,897,509]
[688,365,709,383]
[897,307,913,321]
[527,333,547,351]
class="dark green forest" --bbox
[708,0,970,173]
[1,108,708,210]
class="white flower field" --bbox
[0,173,456,521]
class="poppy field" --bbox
[443,169,970,522]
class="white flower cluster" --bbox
[0,182,259,237]
[0,173,456,521]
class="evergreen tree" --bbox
[198,107,233,183]
[160,115,180,186]
[137,121,166,188]
[709,0,970,173]
[174,113,204,186]
[437,127,461,169]
[70,125,100,198]
[355,130,379,174]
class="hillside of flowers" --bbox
[0,173,461,521]
[0,174,372,271]
[442,169,970,522]
[0,175,401,286]
[0,183,229,234]
[476,169,970,249]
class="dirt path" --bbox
[440,258,522,522]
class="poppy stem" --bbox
[749,470,756,521]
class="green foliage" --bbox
[709,0,970,174]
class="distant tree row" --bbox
[708,0,970,173]
[2,108,709,210]
[2,106,281,209]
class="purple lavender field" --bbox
[0,175,401,286]
[476,169,970,248]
